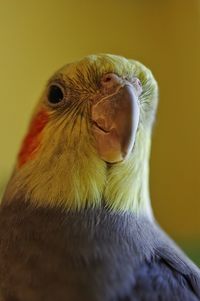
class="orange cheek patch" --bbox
[18,108,49,167]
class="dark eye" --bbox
[48,85,64,104]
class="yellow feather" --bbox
[4,54,158,216]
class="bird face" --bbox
[18,54,151,168]
[6,54,158,212]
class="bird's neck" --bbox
[3,126,153,218]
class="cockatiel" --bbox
[0,54,200,301]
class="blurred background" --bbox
[0,0,199,264]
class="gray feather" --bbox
[0,200,199,301]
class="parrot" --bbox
[0,53,200,301]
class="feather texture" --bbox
[3,54,158,214]
[0,201,199,301]
[1,54,199,300]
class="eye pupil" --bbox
[48,85,64,104]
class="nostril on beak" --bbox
[101,73,122,88]
[131,77,143,96]
[103,75,112,82]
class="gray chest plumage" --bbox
[0,201,199,301]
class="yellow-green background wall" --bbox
[0,0,199,262]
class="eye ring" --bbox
[47,84,65,105]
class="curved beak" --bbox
[91,84,140,163]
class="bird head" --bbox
[4,54,158,216]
